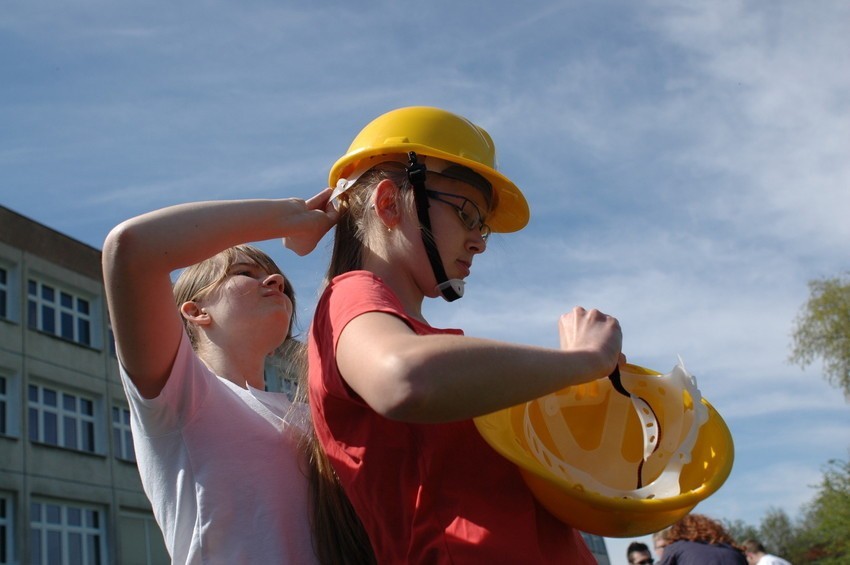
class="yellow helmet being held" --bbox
[474,361,735,537]
[329,106,530,233]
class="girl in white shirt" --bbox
[103,190,372,564]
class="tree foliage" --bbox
[723,518,758,543]
[796,459,850,563]
[789,274,850,399]
[730,459,850,564]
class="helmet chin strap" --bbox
[406,151,464,302]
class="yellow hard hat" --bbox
[329,106,530,233]
[474,362,734,537]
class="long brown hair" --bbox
[307,437,376,564]
[325,163,414,285]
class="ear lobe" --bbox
[180,301,211,326]
[373,178,402,228]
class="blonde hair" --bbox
[173,244,296,350]
[325,164,414,285]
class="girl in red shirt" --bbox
[304,106,623,563]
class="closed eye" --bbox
[228,262,265,279]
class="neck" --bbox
[197,342,267,390]
[362,251,428,324]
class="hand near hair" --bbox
[282,187,340,256]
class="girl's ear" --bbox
[180,301,211,327]
[373,178,403,228]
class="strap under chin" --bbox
[407,151,462,302]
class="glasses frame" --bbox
[424,189,491,241]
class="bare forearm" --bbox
[375,334,615,423]
[104,199,307,276]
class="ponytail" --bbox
[307,435,376,564]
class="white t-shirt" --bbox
[120,333,317,564]
[757,555,792,565]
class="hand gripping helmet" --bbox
[474,361,734,537]
[329,107,530,302]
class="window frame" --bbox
[29,499,107,565]
[27,277,94,347]
[111,405,135,462]
[0,492,14,565]
[0,375,7,437]
[118,510,168,565]
[28,383,99,454]
[0,265,8,321]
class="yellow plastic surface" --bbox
[473,364,734,537]
[330,106,529,233]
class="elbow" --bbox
[366,352,436,423]
[102,221,150,276]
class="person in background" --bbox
[742,539,792,565]
[103,191,373,564]
[628,541,655,564]
[305,106,624,563]
[653,513,747,565]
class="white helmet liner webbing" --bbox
[523,360,709,500]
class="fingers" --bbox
[305,187,333,211]
[559,306,623,377]
[305,188,340,224]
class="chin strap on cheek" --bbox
[406,151,462,302]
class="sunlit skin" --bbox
[379,174,489,322]
[184,255,293,388]
[103,190,337,399]
[334,172,624,424]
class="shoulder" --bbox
[317,271,406,324]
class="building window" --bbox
[112,406,135,462]
[0,494,13,565]
[108,326,117,358]
[28,384,96,453]
[119,511,168,565]
[30,500,106,565]
[27,279,92,346]
[0,376,7,437]
[0,267,7,320]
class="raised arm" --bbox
[336,306,623,423]
[103,189,336,398]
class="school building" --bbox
[0,204,609,564]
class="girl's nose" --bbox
[264,273,286,292]
[467,230,487,254]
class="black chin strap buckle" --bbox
[407,151,427,188]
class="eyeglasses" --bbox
[424,189,491,241]
[633,559,654,565]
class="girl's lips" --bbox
[457,260,471,278]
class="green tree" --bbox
[789,274,850,398]
[724,518,758,543]
[796,459,850,563]
[757,508,796,560]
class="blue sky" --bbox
[2,1,849,562]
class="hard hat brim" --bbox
[329,145,530,233]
